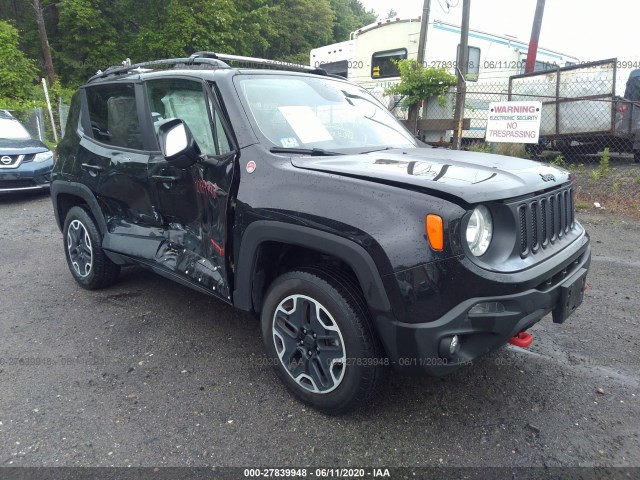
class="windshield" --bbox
[234,75,417,152]
[0,118,31,140]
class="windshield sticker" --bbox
[280,137,300,148]
[278,106,333,144]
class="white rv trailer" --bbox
[310,17,579,140]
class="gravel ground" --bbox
[0,191,638,468]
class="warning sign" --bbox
[486,101,542,144]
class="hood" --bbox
[291,148,571,204]
[0,137,49,156]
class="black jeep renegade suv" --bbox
[51,53,591,413]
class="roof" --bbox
[86,52,331,84]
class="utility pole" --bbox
[525,0,546,73]
[452,0,470,150]
[416,0,431,66]
[32,0,56,87]
[407,0,432,135]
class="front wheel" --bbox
[261,268,383,414]
[63,206,120,290]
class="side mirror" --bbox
[157,119,201,168]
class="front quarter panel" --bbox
[234,145,467,322]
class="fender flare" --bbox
[233,220,391,313]
[50,180,107,234]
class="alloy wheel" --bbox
[67,219,93,278]
[272,294,347,394]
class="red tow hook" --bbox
[509,331,533,348]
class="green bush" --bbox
[598,147,611,178]
[384,59,457,109]
[0,21,40,106]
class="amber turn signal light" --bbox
[426,214,444,251]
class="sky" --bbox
[358,0,637,63]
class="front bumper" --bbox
[374,238,591,376]
[0,158,53,192]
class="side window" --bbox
[371,48,407,79]
[212,108,233,155]
[457,45,481,82]
[85,83,143,149]
[207,92,233,156]
[147,78,232,157]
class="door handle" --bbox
[81,163,104,172]
[151,175,181,182]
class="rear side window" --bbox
[84,83,143,150]
[371,48,407,79]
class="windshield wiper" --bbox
[269,147,343,156]
[359,146,396,154]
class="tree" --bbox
[229,0,276,57]
[125,0,274,61]
[56,0,120,83]
[0,20,38,101]
[32,0,56,85]
[386,8,397,19]
[329,0,376,42]
[1,0,378,87]
[347,0,376,28]
[265,0,334,63]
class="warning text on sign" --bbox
[486,101,542,144]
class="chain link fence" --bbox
[8,108,47,143]
[7,103,68,148]
[374,60,640,216]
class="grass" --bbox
[573,164,640,219]
[466,142,530,158]
[464,142,640,219]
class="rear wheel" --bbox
[63,206,120,290]
[261,268,383,414]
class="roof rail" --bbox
[86,52,331,84]
[87,56,230,83]
[189,52,329,76]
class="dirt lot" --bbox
[0,191,638,470]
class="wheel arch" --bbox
[51,181,107,234]
[233,221,392,315]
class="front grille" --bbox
[540,198,548,245]
[0,154,24,168]
[517,185,574,257]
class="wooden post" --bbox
[42,78,58,143]
[32,0,56,87]
[408,0,432,136]
[452,0,471,150]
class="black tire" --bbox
[62,205,120,290]
[261,268,383,414]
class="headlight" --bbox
[34,151,53,163]
[466,205,493,256]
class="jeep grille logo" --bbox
[539,173,556,182]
